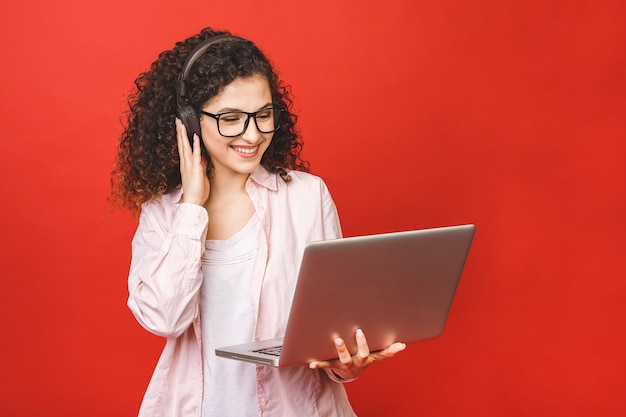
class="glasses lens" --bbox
[217,112,247,137]
[255,108,278,133]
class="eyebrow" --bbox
[213,102,273,114]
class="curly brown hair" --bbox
[111,27,309,213]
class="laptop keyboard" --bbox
[253,345,283,357]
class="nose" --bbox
[241,114,262,142]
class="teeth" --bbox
[233,146,257,154]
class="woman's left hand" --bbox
[308,328,406,381]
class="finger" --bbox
[309,360,328,369]
[309,357,345,369]
[176,119,185,163]
[177,120,191,168]
[177,119,192,162]
[386,342,407,355]
[334,338,353,365]
[371,342,407,361]
[192,133,202,163]
[355,329,370,360]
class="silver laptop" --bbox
[215,224,475,367]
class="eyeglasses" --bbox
[199,107,284,138]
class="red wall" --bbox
[1,1,625,416]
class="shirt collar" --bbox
[249,165,278,191]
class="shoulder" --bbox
[251,167,332,197]
[143,186,182,209]
[278,170,334,201]
[284,170,331,190]
[139,186,183,221]
[285,170,326,186]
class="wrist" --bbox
[328,369,357,383]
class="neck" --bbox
[208,170,251,201]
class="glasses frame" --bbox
[199,107,284,138]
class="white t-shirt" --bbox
[200,215,262,417]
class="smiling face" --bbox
[199,75,274,181]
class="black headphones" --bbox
[175,34,244,144]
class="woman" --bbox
[111,27,405,417]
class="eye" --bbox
[220,113,245,124]
[256,109,273,120]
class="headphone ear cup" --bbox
[177,105,202,144]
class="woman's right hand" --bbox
[176,118,210,206]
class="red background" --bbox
[1,0,625,416]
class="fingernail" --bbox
[356,329,364,338]
[335,338,343,347]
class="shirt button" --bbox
[260,398,268,406]
[192,256,198,262]
[258,206,265,211]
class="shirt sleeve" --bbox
[127,198,208,338]
[319,179,343,240]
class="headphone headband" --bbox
[176,34,244,99]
